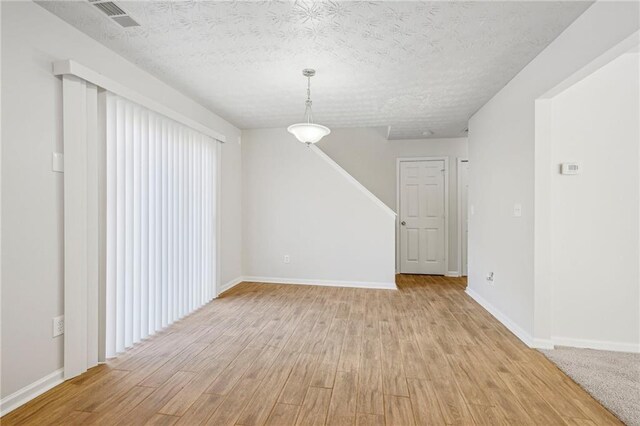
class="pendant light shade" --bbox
[288,69,331,145]
[287,123,331,144]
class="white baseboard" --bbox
[465,288,553,349]
[243,276,397,290]
[217,276,244,296]
[0,368,64,416]
[532,338,555,350]
[552,336,640,353]
[445,271,460,277]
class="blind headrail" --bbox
[53,60,226,143]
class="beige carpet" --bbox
[541,346,640,425]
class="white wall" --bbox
[550,52,639,350]
[1,1,242,399]
[242,128,396,287]
[317,127,468,273]
[467,0,639,345]
[219,139,243,288]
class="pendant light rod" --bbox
[287,68,330,145]
[303,68,315,124]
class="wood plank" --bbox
[145,413,179,426]
[140,342,209,388]
[356,413,385,426]
[174,393,223,425]
[357,340,384,415]
[55,410,93,425]
[236,350,299,426]
[296,387,332,426]
[406,379,446,424]
[204,347,262,395]
[204,378,260,426]
[384,396,415,426]
[497,371,567,425]
[83,385,156,425]
[279,353,320,405]
[326,371,357,425]
[265,403,300,426]
[310,318,347,388]
[117,372,195,425]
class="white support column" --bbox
[63,74,89,379]
[63,75,100,379]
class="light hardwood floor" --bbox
[2,275,621,425]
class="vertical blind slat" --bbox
[179,128,186,318]
[172,124,179,320]
[167,122,173,326]
[105,94,217,358]
[124,103,134,349]
[155,117,162,332]
[161,120,168,328]
[132,105,141,344]
[115,100,126,355]
[206,144,211,301]
[185,131,191,313]
[148,113,157,336]
[106,96,117,358]
[141,109,149,340]
[188,133,194,312]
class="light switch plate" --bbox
[52,152,64,173]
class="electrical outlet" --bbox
[53,315,64,337]
[52,152,64,173]
[283,255,290,264]
[486,272,495,285]
[513,203,522,217]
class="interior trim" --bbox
[218,277,244,296]
[311,145,396,219]
[0,369,64,416]
[243,276,397,290]
[466,288,554,349]
[552,336,640,353]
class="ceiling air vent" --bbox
[112,15,140,28]
[89,0,140,27]
[93,1,125,17]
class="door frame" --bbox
[395,156,449,275]
[457,158,469,276]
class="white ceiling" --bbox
[38,1,591,139]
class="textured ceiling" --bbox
[38,1,591,139]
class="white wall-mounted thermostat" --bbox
[561,162,580,175]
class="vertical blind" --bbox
[105,93,217,358]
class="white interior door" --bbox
[460,160,469,276]
[399,160,446,274]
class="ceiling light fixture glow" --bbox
[287,69,330,145]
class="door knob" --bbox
[401,221,406,226]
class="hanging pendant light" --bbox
[287,68,331,145]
